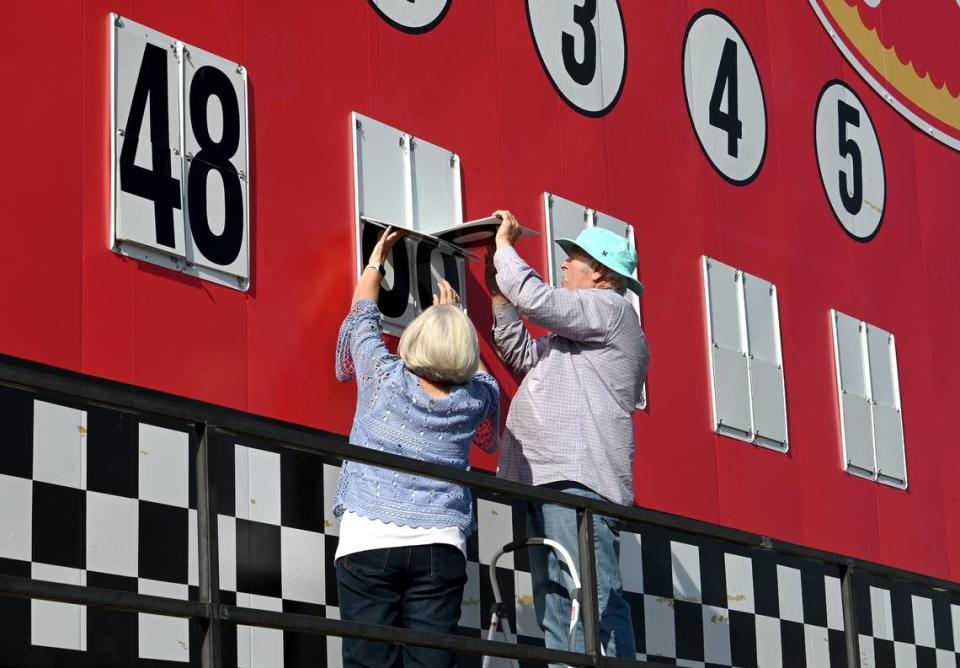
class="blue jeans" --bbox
[525,482,636,665]
[336,544,467,668]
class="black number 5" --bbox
[837,100,863,216]
[562,0,597,86]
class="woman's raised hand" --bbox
[432,279,461,307]
[369,226,405,266]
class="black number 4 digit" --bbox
[837,99,863,215]
[562,0,598,86]
[709,38,742,158]
[119,43,182,248]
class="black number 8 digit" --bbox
[562,0,598,86]
[187,66,244,266]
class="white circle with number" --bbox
[815,81,886,241]
[368,0,451,33]
[526,0,626,116]
[682,10,767,185]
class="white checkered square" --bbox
[33,400,86,490]
[31,562,86,651]
[86,491,138,577]
[138,423,189,508]
[281,526,325,605]
[237,592,284,668]
[235,445,281,525]
[0,473,31,561]
[138,578,190,662]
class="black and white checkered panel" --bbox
[0,385,200,666]
[620,524,848,668]
[853,573,960,668]
[3,387,960,668]
[212,432,341,667]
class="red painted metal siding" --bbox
[1,0,958,582]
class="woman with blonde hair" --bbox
[333,227,499,668]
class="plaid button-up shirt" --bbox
[491,246,649,506]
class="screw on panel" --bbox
[238,170,246,180]
[173,148,180,156]
[236,64,244,75]
[399,135,407,148]
[185,152,193,161]
[449,153,457,168]
[115,16,125,27]
[356,118,362,130]
[547,194,554,206]
[734,269,741,281]
[118,129,126,137]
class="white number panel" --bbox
[352,113,467,336]
[352,113,462,236]
[815,80,886,241]
[830,310,907,488]
[358,220,465,337]
[526,0,626,116]
[367,0,452,33]
[543,193,591,288]
[703,258,788,451]
[112,18,185,258]
[110,15,250,291]
[183,46,250,283]
[683,10,767,185]
[592,211,647,410]
[411,138,462,235]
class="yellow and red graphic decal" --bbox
[810,0,960,150]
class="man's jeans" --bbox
[336,544,467,668]
[525,482,636,664]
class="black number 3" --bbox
[562,0,597,86]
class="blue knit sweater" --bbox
[333,300,500,533]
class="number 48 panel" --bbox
[110,15,251,291]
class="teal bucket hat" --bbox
[556,227,644,296]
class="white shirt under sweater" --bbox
[334,512,467,561]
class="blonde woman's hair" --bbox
[398,305,480,385]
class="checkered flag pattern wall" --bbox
[1,386,959,667]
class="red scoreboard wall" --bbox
[1,0,958,585]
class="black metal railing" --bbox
[0,351,957,668]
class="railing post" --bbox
[196,424,223,668]
[841,562,861,668]
[577,507,601,663]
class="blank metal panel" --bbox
[841,393,875,475]
[866,325,897,409]
[834,311,867,397]
[412,138,461,235]
[593,211,630,237]
[705,258,742,351]
[873,404,906,486]
[545,194,590,287]
[743,274,778,364]
[712,346,752,437]
[355,114,409,227]
[750,359,788,449]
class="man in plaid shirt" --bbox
[487,210,649,662]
